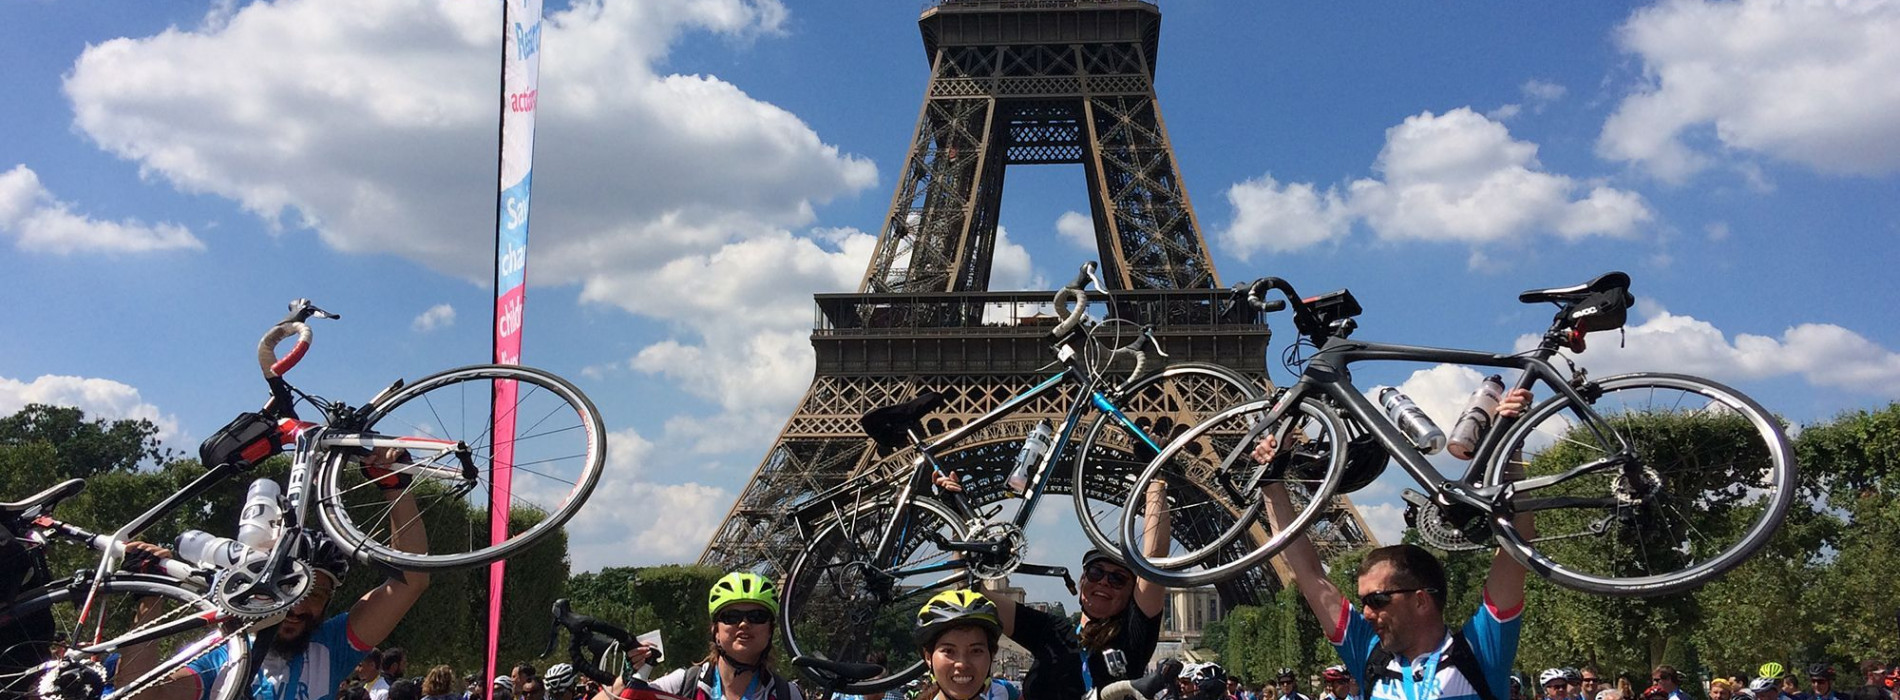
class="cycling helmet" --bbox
[1323,666,1349,682]
[708,572,779,616]
[1541,670,1569,687]
[543,663,577,693]
[1759,664,1785,680]
[914,589,1003,647]
[1511,675,1524,690]
[1274,668,1294,683]
[1189,664,1225,683]
[1806,664,1835,680]
[1565,669,1583,683]
[293,530,351,583]
[493,676,515,691]
[1748,678,1779,697]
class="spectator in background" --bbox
[493,675,515,700]
[390,678,422,700]
[1543,670,1574,700]
[1652,667,1687,700]
[382,648,409,685]
[1598,690,1625,700]
[1581,668,1607,700]
[1859,663,1890,700]
[1710,679,1736,700]
[511,663,543,700]
[1320,666,1350,700]
[1566,669,1584,700]
[1803,665,1850,700]
[421,665,459,700]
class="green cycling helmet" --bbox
[708,572,780,617]
[1759,663,1785,680]
[914,589,1003,647]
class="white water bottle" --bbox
[1446,375,1506,460]
[1376,387,1446,455]
[1008,420,1054,493]
[236,479,283,551]
[176,530,267,570]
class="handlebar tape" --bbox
[1245,278,1289,313]
[258,322,313,378]
[1051,288,1088,339]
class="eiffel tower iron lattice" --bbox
[698,0,1376,604]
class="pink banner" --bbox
[488,0,541,688]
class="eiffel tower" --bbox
[698,0,1375,603]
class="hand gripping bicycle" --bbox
[1,299,606,699]
[778,263,1262,694]
[1116,272,1796,596]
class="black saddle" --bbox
[0,479,85,520]
[859,392,944,450]
[1518,271,1630,304]
[794,655,887,685]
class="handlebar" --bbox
[1051,262,1099,339]
[256,299,339,379]
[544,598,649,686]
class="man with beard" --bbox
[118,451,430,700]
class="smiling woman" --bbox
[979,543,1169,700]
[617,572,803,700]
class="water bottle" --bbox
[1008,420,1053,493]
[1376,387,1446,455]
[236,479,283,551]
[176,530,267,570]
[1446,375,1506,460]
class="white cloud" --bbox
[410,303,456,332]
[560,425,736,568]
[1219,109,1650,260]
[63,0,875,285]
[0,374,184,443]
[1521,79,1567,105]
[1515,299,1900,396]
[1600,0,1900,181]
[1356,502,1408,549]
[1055,210,1096,251]
[0,165,201,255]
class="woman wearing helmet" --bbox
[911,590,1018,700]
[616,572,801,700]
[972,484,1174,700]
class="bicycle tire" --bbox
[1117,394,1348,587]
[1482,372,1797,596]
[1,575,250,700]
[314,364,606,571]
[780,497,967,694]
[1072,363,1263,561]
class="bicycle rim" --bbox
[1485,373,1797,596]
[1118,394,1347,587]
[316,364,606,571]
[1073,363,1263,561]
[781,498,966,694]
[0,576,250,700]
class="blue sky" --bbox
[3,0,1898,599]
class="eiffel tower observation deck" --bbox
[698,0,1375,604]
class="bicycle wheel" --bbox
[1483,373,1797,596]
[1072,363,1262,561]
[315,364,606,571]
[0,576,251,700]
[781,498,967,694]
[1117,393,1348,587]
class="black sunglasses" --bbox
[1359,587,1437,610]
[1083,565,1132,588]
[715,609,774,626]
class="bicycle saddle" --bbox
[1518,271,1630,304]
[860,392,945,450]
[0,478,85,519]
[793,656,886,684]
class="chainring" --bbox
[1404,498,1489,553]
[211,558,314,620]
[964,522,1026,580]
[32,657,107,700]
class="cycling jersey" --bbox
[185,612,372,700]
[1331,592,1522,700]
[648,665,802,700]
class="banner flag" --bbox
[488,0,542,684]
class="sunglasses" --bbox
[1359,587,1438,610]
[1083,565,1132,588]
[1583,679,1602,684]
[715,609,774,626]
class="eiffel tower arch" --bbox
[698,0,1376,604]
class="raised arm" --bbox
[346,452,431,646]
[1482,389,1535,613]
[1133,480,1170,617]
[975,578,1019,637]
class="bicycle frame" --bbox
[1261,334,1637,523]
[857,344,1168,581]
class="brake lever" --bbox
[1141,326,1168,358]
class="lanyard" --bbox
[711,668,762,700]
[1074,621,1094,692]
[1396,640,1445,700]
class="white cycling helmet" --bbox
[1541,669,1569,687]
[493,676,515,691]
[543,663,578,693]
[1747,678,1780,698]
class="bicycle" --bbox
[779,263,1264,694]
[1,299,607,699]
[1115,272,1797,596]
